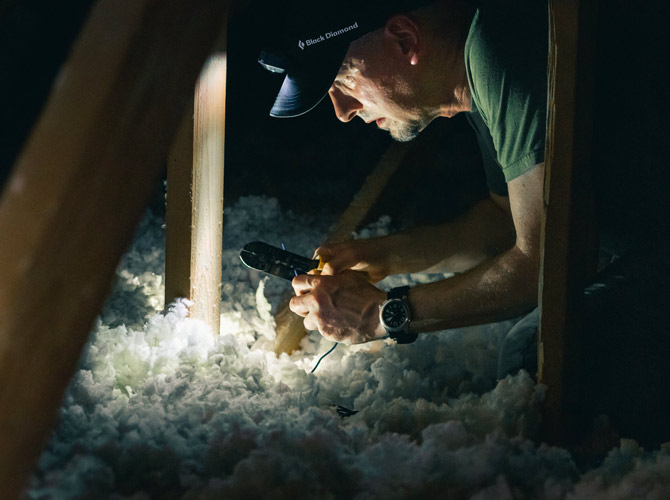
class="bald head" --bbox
[327,0,475,141]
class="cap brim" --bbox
[269,45,348,118]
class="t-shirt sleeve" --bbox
[465,1,548,182]
[466,110,508,196]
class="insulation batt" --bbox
[27,196,670,499]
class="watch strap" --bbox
[393,332,418,344]
[385,286,417,344]
[388,285,410,300]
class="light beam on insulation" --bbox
[27,196,670,499]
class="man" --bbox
[258,0,546,374]
[254,0,670,445]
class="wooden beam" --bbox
[165,55,227,334]
[538,0,597,444]
[165,108,195,304]
[324,142,413,246]
[273,141,411,355]
[0,0,228,497]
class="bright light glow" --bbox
[28,196,666,499]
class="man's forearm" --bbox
[382,197,515,275]
[407,243,538,333]
[399,165,544,332]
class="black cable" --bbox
[310,342,338,373]
[310,344,359,417]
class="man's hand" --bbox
[316,198,516,280]
[289,270,387,344]
[315,238,398,282]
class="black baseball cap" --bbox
[258,1,433,118]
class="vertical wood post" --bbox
[165,109,196,304]
[165,55,227,334]
[538,0,597,443]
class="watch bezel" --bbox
[379,297,411,333]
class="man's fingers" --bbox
[315,243,358,275]
[289,294,320,332]
[303,315,318,332]
[289,294,309,317]
[291,273,320,295]
[314,246,335,275]
[290,274,325,314]
[321,249,359,275]
[320,261,336,276]
[313,246,331,260]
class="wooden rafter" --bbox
[0,0,228,496]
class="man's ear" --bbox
[384,14,420,65]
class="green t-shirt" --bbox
[464,0,548,186]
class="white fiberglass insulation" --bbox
[28,196,670,499]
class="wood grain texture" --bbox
[0,0,228,496]
[190,55,227,333]
[165,110,196,305]
[166,56,227,334]
[538,0,597,444]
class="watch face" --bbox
[381,300,408,330]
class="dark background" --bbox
[0,0,487,231]
[3,0,670,230]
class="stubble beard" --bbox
[386,117,424,143]
[359,108,426,143]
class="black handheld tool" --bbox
[239,241,322,281]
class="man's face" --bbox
[327,36,432,142]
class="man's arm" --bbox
[408,163,543,332]
[290,163,544,343]
[317,193,516,281]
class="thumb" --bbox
[313,245,333,261]
[316,243,359,275]
[313,245,338,275]
[312,246,332,275]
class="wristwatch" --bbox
[379,286,418,344]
